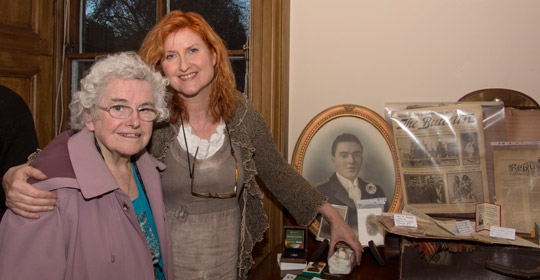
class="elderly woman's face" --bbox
[85,78,154,160]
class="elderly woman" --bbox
[3,11,362,279]
[0,52,173,279]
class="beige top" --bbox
[161,132,244,278]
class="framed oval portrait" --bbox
[291,105,402,234]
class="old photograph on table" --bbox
[317,204,348,241]
[390,103,489,214]
[357,208,384,246]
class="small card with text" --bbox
[456,220,475,235]
[490,226,516,240]
[393,214,418,228]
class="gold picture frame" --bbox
[291,105,402,236]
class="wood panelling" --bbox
[249,0,290,269]
[0,0,33,29]
[0,51,41,76]
[0,27,42,54]
[0,0,57,148]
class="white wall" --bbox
[288,0,540,159]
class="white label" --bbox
[456,220,475,235]
[489,226,516,240]
[393,214,418,228]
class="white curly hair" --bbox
[69,51,170,129]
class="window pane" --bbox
[169,0,249,50]
[71,59,96,93]
[230,56,246,94]
[81,0,156,53]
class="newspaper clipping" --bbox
[390,104,489,214]
[494,149,540,233]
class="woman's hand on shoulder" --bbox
[3,164,56,219]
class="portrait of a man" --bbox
[316,133,386,235]
[292,106,401,239]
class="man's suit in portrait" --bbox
[316,174,385,234]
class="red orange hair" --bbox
[139,10,237,123]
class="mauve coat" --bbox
[0,128,173,280]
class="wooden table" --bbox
[248,234,401,279]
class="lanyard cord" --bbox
[179,115,194,180]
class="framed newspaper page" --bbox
[291,104,402,237]
[493,147,540,234]
[389,103,490,215]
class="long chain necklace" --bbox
[180,113,209,179]
[180,115,195,181]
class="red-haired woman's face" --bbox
[161,28,217,100]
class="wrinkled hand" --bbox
[318,202,363,265]
[3,164,56,219]
[328,217,363,265]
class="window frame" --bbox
[65,0,249,94]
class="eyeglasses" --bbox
[98,105,158,122]
[181,118,238,199]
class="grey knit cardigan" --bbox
[147,92,327,279]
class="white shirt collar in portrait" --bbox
[336,172,362,202]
